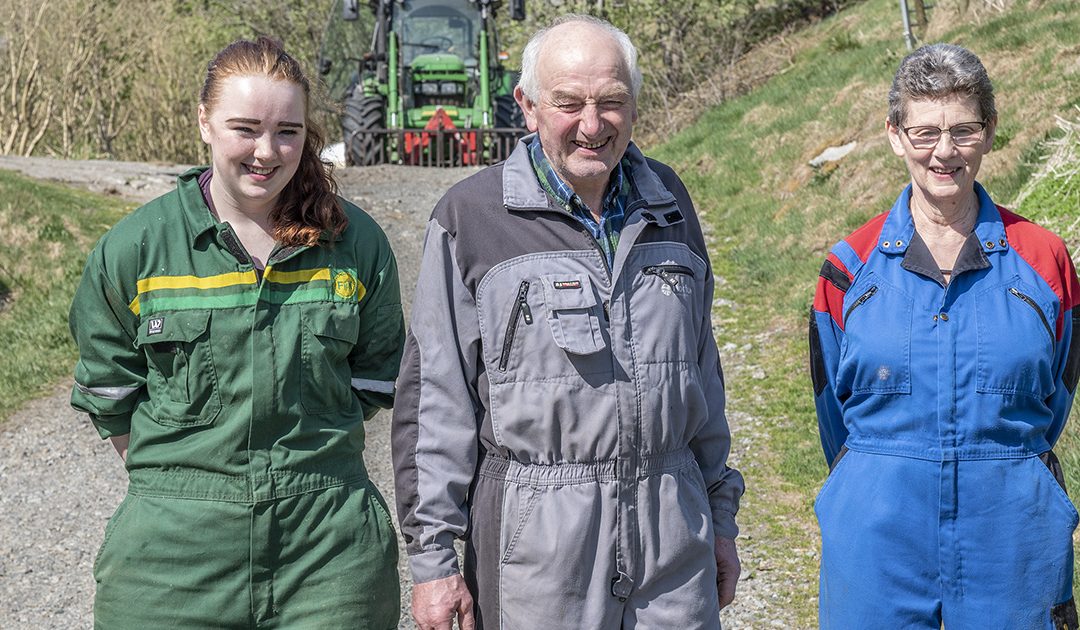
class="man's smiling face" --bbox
[517,23,637,205]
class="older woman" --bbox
[810,43,1080,628]
[70,38,403,628]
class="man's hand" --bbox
[412,573,475,630]
[715,536,741,610]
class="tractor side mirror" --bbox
[342,0,360,21]
[510,0,525,20]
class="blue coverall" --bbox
[810,183,1080,629]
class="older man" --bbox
[392,14,744,630]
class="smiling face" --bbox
[198,74,306,216]
[515,23,637,205]
[887,93,995,216]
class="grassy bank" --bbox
[652,0,1080,624]
[0,170,130,419]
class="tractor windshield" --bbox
[396,0,479,68]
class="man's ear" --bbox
[514,85,539,133]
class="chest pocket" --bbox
[541,274,607,356]
[301,303,361,415]
[976,277,1056,398]
[839,276,912,395]
[135,310,221,427]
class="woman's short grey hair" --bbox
[517,14,643,103]
[888,43,996,127]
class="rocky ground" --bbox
[0,156,775,629]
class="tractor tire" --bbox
[494,94,525,130]
[342,95,385,166]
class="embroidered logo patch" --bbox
[334,272,357,299]
[147,317,164,336]
[553,280,582,290]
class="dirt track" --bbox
[0,156,775,629]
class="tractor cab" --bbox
[396,0,479,123]
[319,0,526,167]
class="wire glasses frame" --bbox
[899,121,989,150]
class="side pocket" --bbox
[93,495,134,579]
[1033,452,1080,528]
[499,485,540,566]
[814,447,852,510]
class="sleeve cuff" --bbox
[409,546,461,584]
[89,414,131,440]
[712,510,739,539]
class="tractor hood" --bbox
[408,53,467,72]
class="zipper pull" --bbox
[518,281,533,324]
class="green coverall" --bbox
[70,168,404,629]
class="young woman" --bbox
[70,37,403,628]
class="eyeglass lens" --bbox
[904,122,986,148]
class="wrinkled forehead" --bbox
[537,25,632,91]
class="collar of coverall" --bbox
[876,181,1008,257]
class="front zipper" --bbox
[642,264,695,288]
[843,285,878,324]
[498,280,533,371]
[1009,287,1054,342]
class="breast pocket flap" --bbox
[541,274,605,356]
[135,310,210,346]
[301,303,360,343]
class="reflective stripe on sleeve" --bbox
[350,378,395,394]
[74,382,140,400]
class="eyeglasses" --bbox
[899,121,988,149]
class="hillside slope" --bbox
[651,0,1080,624]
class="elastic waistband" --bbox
[127,466,369,503]
[479,448,697,486]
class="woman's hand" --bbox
[109,434,129,462]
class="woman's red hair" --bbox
[200,37,345,246]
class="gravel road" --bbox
[0,156,776,629]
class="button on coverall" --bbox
[810,183,1080,628]
[70,168,404,629]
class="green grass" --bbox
[651,0,1080,625]
[0,170,130,420]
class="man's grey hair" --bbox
[888,43,996,127]
[517,14,643,103]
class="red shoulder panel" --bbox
[1001,205,1080,339]
[846,212,889,262]
[812,212,888,329]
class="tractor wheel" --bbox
[342,95,385,166]
[494,94,525,130]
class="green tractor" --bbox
[320,0,527,167]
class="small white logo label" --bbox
[661,283,673,296]
[147,317,164,336]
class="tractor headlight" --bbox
[419,82,440,95]
[440,82,463,95]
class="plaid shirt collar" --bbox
[527,136,631,266]
[527,136,629,215]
